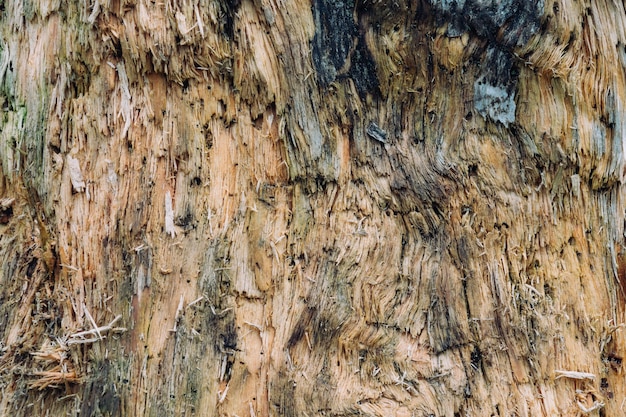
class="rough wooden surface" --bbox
[1,0,625,416]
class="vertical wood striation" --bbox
[0,0,625,416]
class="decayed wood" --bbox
[0,0,625,416]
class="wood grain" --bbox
[0,0,625,415]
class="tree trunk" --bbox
[1,0,625,416]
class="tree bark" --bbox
[1,0,625,416]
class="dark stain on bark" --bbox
[311,0,379,96]
[427,1,544,125]
[311,0,354,85]
[429,0,544,47]
[287,306,314,349]
[477,47,519,97]
[428,289,468,353]
[271,372,298,417]
[222,0,241,39]
[198,240,238,383]
[0,204,13,224]
[345,32,380,95]
[80,359,122,417]
[288,260,354,350]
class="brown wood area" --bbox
[1,0,626,416]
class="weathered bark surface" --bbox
[1,0,625,416]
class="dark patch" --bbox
[80,360,122,417]
[49,143,61,154]
[308,314,341,347]
[204,307,237,383]
[607,352,623,371]
[222,0,241,39]
[386,152,454,231]
[253,113,264,130]
[113,38,123,59]
[429,0,544,47]
[183,367,201,412]
[470,345,483,370]
[198,240,238,380]
[271,371,298,417]
[456,236,471,268]
[311,0,379,95]
[68,56,93,97]
[287,307,311,348]
[203,124,214,149]
[287,305,333,350]
[311,0,356,86]
[468,164,478,176]
[543,283,553,298]
[0,204,13,224]
[428,294,467,353]
[26,257,38,277]
[287,262,353,350]
[510,123,541,158]
[118,247,135,303]
[478,47,519,94]
[445,12,526,125]
[174,208,195,231]
[345,33,380,95]
[258,183,277,206]
[220,315,238,352]
[214,310,237,381]
[600,377,609,389]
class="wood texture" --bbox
[1,0,625,416]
